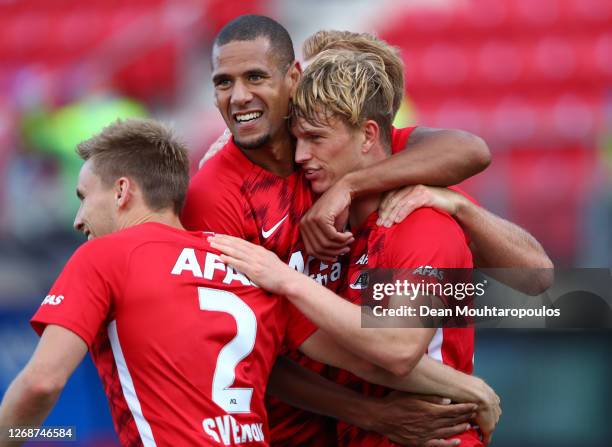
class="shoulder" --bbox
[383,208,472,268]
[392,207,462,237]
[183,144,250,234]
[78,227,148,260]
[191,144,247,189]
[59,235,128,283]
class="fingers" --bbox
[299,184,353,259]
[392,197,424,223]
[299,224,315,252]
[384,196,418,226]
[300,219,353,260]
[379,189,398,213]
[301,215,353,246]
[378,186,429,227]
[378,189,408,226]
[309,222,353,249]
[209,235,254,260]
[416,395,452,405]
[218,254,249,274]
[209,233,252,247]
[312,215,353,243]
[430,423,471,440]
[433,413,476,429]
[301,229,346,261]
[432,403,478,418]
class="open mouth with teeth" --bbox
[234,111,263,123]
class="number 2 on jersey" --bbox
[198,287,257,414]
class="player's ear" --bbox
[115,177,131,209]
[361,120,379,154]
[287,61,301,97]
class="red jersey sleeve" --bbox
[282,301,317,350]
[30,241,116,347]
[391,126,417,154]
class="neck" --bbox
[238,130,296,177]
[118,208,184,232]
[348,141,389,229]
[349,193,381,230]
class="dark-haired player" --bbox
[0,119,316,446]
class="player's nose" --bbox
[73,212,85,233]
[295,140,312,164]
[230,80,253,106]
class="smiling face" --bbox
[292,114,364,195]
[73,159,118,240]
[212,37,299,151]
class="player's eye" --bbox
[215,79,232,89]
[248,74,263,82]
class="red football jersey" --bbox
[334,208,481,447]
[182,138,309,262]
[31,223,315,447]
[182,138,342,446]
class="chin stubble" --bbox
[234,133,272,151]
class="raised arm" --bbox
[299,127,491,261]
[377,185,554,295]
[210,234,428,375]
[268,356,475,447]
[0,325,87,447]
[344,127,491,195]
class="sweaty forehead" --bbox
[212,37,279,73]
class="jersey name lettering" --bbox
[202,415,265,445]
[171,248,253,286]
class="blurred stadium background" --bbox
[0,0,610,445]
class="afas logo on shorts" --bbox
[41,294,64,306]
[412,266,444,280]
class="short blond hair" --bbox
[293,49,394,147]
[77,118,190,215]
[302,30,404,117]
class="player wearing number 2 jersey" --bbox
[0,119,317,447]
[31,224,315,446]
